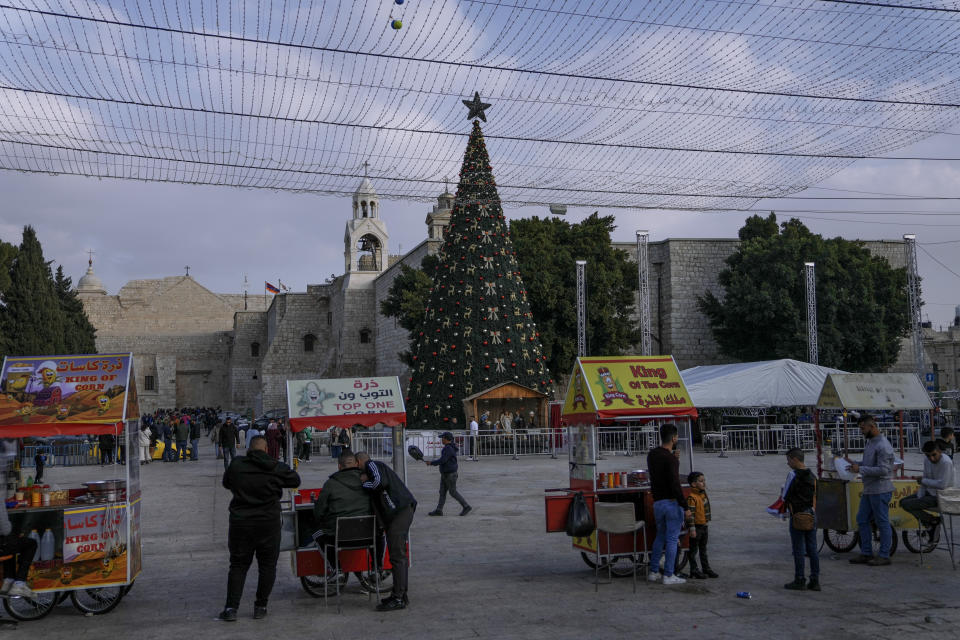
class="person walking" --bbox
[646,423,691,585]
[356,451,417,611]
[219,418,240,471]
[219,436,300,621]
[175,416,190,462]
[845,414,895,566]
[139,425,152,464]
[266,421,282,460]
[189,417,202,461]
[161,419,174,462]
[425,432,471,517]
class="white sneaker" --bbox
[6,582,33,598]
[661,574,686,585]
[646,572,661,583]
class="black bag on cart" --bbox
[565,491,594,537]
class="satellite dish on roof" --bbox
[548,204,567,216]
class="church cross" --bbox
[184,265,191,277]
[87,248,95,267]
[362,161,370,178]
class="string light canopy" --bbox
[2,0,960,211]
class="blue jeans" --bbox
[222,446,237,471]
[163,437,173,461]
[857,491,892,558]
[650,499,684,577]
[190,438,199,460]
[789,515,819,579]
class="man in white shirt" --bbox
[469,415,479,461]
[901,440,953,534]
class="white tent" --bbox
[680,359,846,409]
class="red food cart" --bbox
[0,353,142,621]
[544,356,698,575]
[283,376,408,597]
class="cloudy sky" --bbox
[2,0,960,327]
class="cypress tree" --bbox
[55,265,97,353]
[0,226,66,357]
[405,120,555,426]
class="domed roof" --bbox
[77,261,106,294]
[354,177,377,197]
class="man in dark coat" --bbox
[219,436,300,621]
[356,450,416,611]
[425,432,471,517]
[219,418,239,471]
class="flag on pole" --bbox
[265,281,280,294]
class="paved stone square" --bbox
[3,446,958,638]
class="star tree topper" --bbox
[462,91,492,122]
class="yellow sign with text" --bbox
[562,356,695,418]
[846,480,921,530]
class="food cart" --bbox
[813,373,935,555]
[284,376,407,597]
[544,356,698,575]
[0,353,142,621]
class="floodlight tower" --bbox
[904,234,926,379]
[804,262,818,365]
[576,260,587,357]
[636,231,652,356]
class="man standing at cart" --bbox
[356,451,417,611]
[845,414,896,566]
[647,423,692,585]
[0,445,36,598]
[219,435,300,621]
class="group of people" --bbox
[138,407,220,464]
[218,429,469,619]
[643,414,955,591]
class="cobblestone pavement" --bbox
[2,446,957,638]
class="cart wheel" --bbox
[872,523,897,556]
[823,529,858,553]
[674,548,689,573]
[69,586,125,615]
[580,552,600,570]
[122,580,135,596]
[902,525,940,554]
[300,572,349,598]
[359,568,392,590]
[3,590,59,621]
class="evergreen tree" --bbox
[0,238,17,355]
[406,121,554,426]
[698,213,910,371]
[55,265,97,353]
[0,226,66,357]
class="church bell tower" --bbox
[344,170,389,289]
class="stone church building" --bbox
[77,178,910,414]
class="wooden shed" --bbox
[461,382,550,429]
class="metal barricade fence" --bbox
[706,422,923,456]
[21,442,100,468]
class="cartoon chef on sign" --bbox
[297,381,336,416]
[26,360,62,393]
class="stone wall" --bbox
[374,240,441,387]
[96,333,230,413]
[258,291,336,412]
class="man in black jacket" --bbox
[425,432,471,517]
[356,451,417,611]
[219,418,239,471]
[219,436,300,622]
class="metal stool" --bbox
[593,502,647,593]
[937,489,960,570]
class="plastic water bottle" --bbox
[28,529,41,549]
[736,591,752,599]
[39,528,55,562]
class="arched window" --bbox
[359,329,371,344]
[304,334,316,352]
[251,342,260,357]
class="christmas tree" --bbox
[406,99,554,427]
